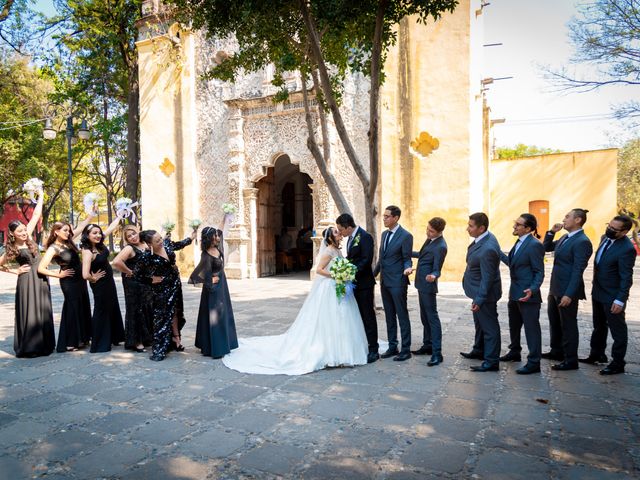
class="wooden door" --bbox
[257,169,276,276]
[529,200,549,234]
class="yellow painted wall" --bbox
[137,28,199,273]
[379,0,483,280]
[490,149,618,249]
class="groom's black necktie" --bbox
[347,235,353,251]
[384,230,393,251]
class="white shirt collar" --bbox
[475,231,489,243]
[351,226,360,239]
[567,228,583,238]
[518,233,531,242]
[388,224,400,234]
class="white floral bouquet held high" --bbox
[329,257,357,301]
[83,192,99,215]
[115,197,139,223]
[161,220,176,234]
[23,178,44,203]
[188,218,202,230]
[222,203,237,214]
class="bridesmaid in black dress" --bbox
[80,219,125,353]
[112,225,153,352]
[135,229,195,361]
[39,214,97,352]
[189,226,238,358]
[0,190,55,357]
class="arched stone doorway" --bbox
[255,154,313,276]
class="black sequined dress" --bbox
[134,237,192,361]
[51,245,92,352]
[13,249,55,357]
[122,246,154,349]
[88,247,125,353]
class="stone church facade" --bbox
[136,0,618,281]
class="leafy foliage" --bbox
[618,138,640,217]
[495,143,563,160]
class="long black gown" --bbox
[134,237,192,361]
[122,246,153,349]
[51,245,92,352]
[190,248,238,358]
[13,248,55,357]
[88,247,125,353]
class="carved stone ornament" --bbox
[159,157,175,177]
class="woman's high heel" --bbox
[173,336,185,352]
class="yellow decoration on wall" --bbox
[410,131,440,158]
[159,157,175,177]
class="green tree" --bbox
[169,0,457,240]
[618,138,640,217]
[547,0,640,120]
[495,143,562,160]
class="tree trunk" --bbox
[125,63,139,205]
[301,76,351,215]
[102,92,115,250]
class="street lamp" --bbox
[43,115,91,223]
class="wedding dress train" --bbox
[222,250,368,375]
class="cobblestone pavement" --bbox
[1,261,639,479]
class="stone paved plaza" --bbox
[1,262,639,479]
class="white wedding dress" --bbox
[222,246,368,375]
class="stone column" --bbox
[225,106,250,279]
[309,178,335,278]
[243,187,259,279]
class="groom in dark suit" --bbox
[374,205,414,361]
[336,213,379,363]
[411,217,448,366]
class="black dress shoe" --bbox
[411,346,433,355]
[516,363,540,375]
[393,352,412,361]
[367,352,380,364]
[499,351,522,362]
[470,362,499,372]
[600,364,625,375]
[541,351,564,361]
[427,354,443,366]
[551,361,579,371]
[578,354,608,364]
[381,348,400,359]
[460,351,484,360]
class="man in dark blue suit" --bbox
[543,208,593,370]
[581,215,636,375]
[499,213,545,374]
[462,212,502,372]
[374,205,413,361]
[411,217,448,366]
[336,213,380,364]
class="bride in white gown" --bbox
[222,227,369,375]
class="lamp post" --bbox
[43,115,90,223]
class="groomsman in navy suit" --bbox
[411,217,448,366]
[462,212,502,372]
[542,208,593,370]
[581,215,636,375]
[336,213,380,364]
[499,213,545,374]
[374,205,414,361]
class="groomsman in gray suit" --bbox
[411,217,448,366]
[374,205,414,361]
[543,208,593,370]
[499,213,545,374]
[581,215,636,375]
[462,212,502,372]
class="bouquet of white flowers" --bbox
[83,192,98,215]
[23,178,44,203]
[115,197,139,222]
[161,220,176,234]
[188,218,202,230]
[222,203,237,214]
[329,257,357,301]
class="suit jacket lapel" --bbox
[512,235,531,262]
[386,226,402,254]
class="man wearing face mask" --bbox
[580,215,636,375]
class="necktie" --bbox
[596,238,612,264]
[384,231,393,251]
[556,235,568,251]
[509,239,519,258]
[347,235,353,251]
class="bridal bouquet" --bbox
[115,197,139,223]
[23,178,44,203]
[329,257,357,301]
[83,192,99,215]
[221,203,237,214]
[162,220,176,234]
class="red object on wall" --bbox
[0,197,42,245]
